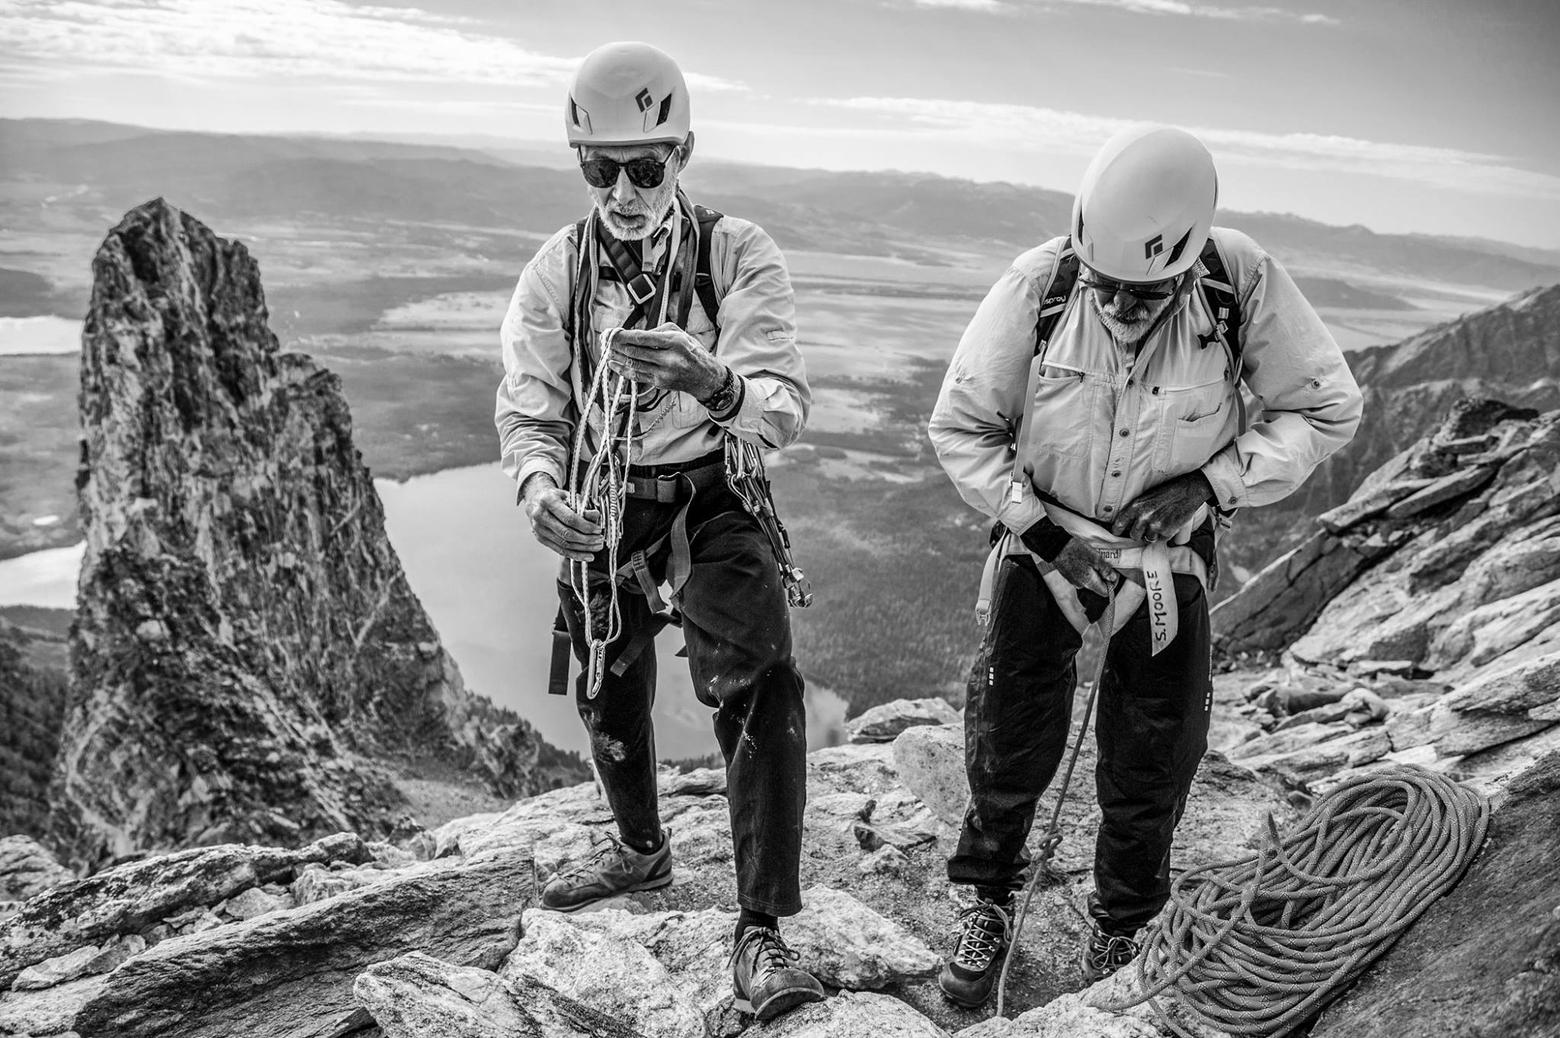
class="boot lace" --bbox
[557,833,628,879]
[1087,930,1140,972]
[731,927,800,980]
[953,902,1012,971]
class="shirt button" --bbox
[1118,429,1129,437]
[1111,470,1121,478]
[1102,505,1114,513]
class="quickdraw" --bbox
[724,437,813,608]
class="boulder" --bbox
[501,889,938,1036]
[787,886,941,988]
[0,832,369,989]
[0,836,74,905]
[892,725,968,828]
[12,945,104,992]
[756,990,949,1037]
[503,910,709,1038]
[215,884,293,920]
[354,952,645,1038]
[846,699,960,744]
[71,849,533,1038]
[0,973,106,1037]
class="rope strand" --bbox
[567,326,637,698]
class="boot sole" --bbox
[938,948,1010,1010]
[937,971,994,1009]
[733,984,826,1022]
[541,871,673,913]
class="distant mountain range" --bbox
[5,118,1559,304]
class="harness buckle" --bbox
[625,271,657,305]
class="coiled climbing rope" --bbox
[991,582,1491,1035]
[566,325,638,699]
[1112,764,1490,1037]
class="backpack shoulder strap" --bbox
[692,204,725,330]
[1194,236,1243,378]
[1194,234,1248,435]
[1034,238,1081,359]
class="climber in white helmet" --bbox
[494,41,822,1021]
[927,125,1363,1006]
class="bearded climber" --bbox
[927,125,1363,1007]
[494,41,822,1021]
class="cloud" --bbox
[811,96,1560,200]
[897,0,1340,25]
[0,0,745,91]
[904,0,1009,10]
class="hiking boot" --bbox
[540,829,672,912]
[1080,923,1141,984]
[938,898,1013,1008]
[730,926,825,1021]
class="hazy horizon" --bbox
[3,1,1558,248]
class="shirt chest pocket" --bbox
[1150,375,1233,474]
[1023,364,1099,460]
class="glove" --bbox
[1110,471,1215,543]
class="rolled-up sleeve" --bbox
[1200,241,1364,510]
[704,220,810,449]
[928,256,1052,535]
[496,230,576,497]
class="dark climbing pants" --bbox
[557,462,807,916]
[946,553,1213,936]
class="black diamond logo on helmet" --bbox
[635,88,654,112]
[1144,234,1164,260]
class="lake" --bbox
[0,464,849,761]
[0,316,82,356]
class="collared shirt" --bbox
[496,204,810,493]
[929,228,1364,535]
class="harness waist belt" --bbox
[975,499,1210,655]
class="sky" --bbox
[3,0,1559,248]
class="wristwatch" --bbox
[698,364,744,421]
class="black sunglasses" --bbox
[578,151,675,190]
[1079,271,1178,301]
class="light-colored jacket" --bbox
[929,228,1363,535]
[496,211,810,494]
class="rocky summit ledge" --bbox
[3,701,1556,1036]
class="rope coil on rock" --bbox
[1110,764,1491,1037]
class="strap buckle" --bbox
[625,271,657,305]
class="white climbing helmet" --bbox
[1072,125,1218,282]
[565,41,691,147]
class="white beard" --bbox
[1092,291,1175,347]
[595,181,679,242]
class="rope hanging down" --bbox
[566,325,639,699]
[995,594,1117,1018]
[1110,764,1490,1037]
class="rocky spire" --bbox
[52,199,582,869]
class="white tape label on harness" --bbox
[1142,543,1177,656]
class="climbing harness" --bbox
[1105,765,1489,1037]
[994,589,1117,1018]
[977,496,1208,656]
